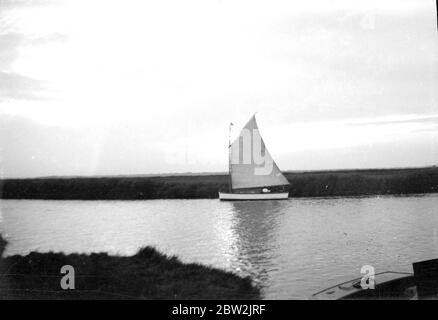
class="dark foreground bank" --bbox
[0,235,260,299]
[1,166,438,200]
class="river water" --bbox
[1,194,438,299]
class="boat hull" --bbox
[218,192,289,201]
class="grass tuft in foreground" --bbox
[0,235,260,300]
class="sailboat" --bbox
[219,114,290,201]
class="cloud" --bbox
[28,32,68,45]
[0,32,24,69]
[0,0,55,9]
[0,71,47,101]
[0,19,67,101]
[346,115,438,127]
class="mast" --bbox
[228,122,233,192]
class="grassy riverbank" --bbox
[1,166,437,200]
[0,235,260,299]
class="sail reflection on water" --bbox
[225,200,289,287]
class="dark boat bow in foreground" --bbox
[312,258,438,300]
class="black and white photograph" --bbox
[0,0,438,308]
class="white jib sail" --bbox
[229,115,290,190]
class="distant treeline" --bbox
[1,167,438,200]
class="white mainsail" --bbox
[229,115,290,190]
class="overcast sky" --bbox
[0,0,437,178]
